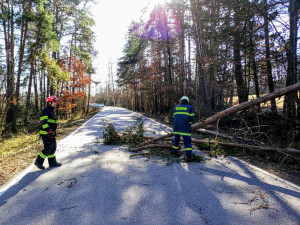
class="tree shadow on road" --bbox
[1,107,300,224]
[0,168,54,207]
[184,157,300,224]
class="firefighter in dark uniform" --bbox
[172,96,195,162]
[34,95,62,169]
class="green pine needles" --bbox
[102,116,144,146]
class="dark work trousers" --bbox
[172,134,192,157]
[41,136,57,157]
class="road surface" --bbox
[0,106,299,225]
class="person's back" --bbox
[172,96,194,161]
[173,102,194,136]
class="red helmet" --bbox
[46,95,59,103]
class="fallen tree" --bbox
[136,82,300,147]
[196,128,265,146]
[130,137,300,154]
[129,144,173,152]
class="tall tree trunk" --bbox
[176,0,185,97]
[209,0,218,112]
[49,2,60,96]
[219,41,229,109]
[249,19,260,111]
[24,35,40,124]
[141,91,144,112]
[263,0,277,115]
[154,86,158,114]
[71,28,76,114]
[24,59,34,125]
[233,3,248,104]
[82,86,86,115]
[87,74,91,114]
[34,61,39,112]
[39,68,44,110]
[3,0,15,128]
[187,35,192,96]
[190,0,209,117]
[159,93,164,114]
[163,41,174,120]
[13,12,29,131]
[284,0,299,119]
[50,51,57,96]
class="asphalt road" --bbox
[0,106,300,225]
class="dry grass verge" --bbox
[0,110,100,188]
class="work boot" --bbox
[171,151,180,157]
[34,155,45,170]
[185,151,192,162]
[186,156,192,162]
[48,157,62,168]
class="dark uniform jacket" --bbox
[40,105,58,136]
[173,103,195,136]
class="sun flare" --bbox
[147,0,170,8]
[149,0,168,5]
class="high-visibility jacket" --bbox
[172,103,194,136]
[39,106,58,136]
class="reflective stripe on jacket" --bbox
[172,103,194,135]
[39,106,58,136]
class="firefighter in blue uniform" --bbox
[34,96,62,169]
[172,96,195,161]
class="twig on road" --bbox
[58,178,78,188]
[61,206,77,210]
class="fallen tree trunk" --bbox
[191,140,300,154]
[136,82,300,147]
[130,138,300,154]
[118,132,155,140]
[196,128,264,146]
[129,144,174,152]
[196,128,233,139]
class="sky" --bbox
[91,0,169,88]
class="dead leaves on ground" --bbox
[233,186,276,213]
[58,177,77,188]
[44,177,78,190]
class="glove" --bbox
[47,130,55,138]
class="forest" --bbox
[108,0,300,149]
[0,0,299,147]
[0,0,96,136]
